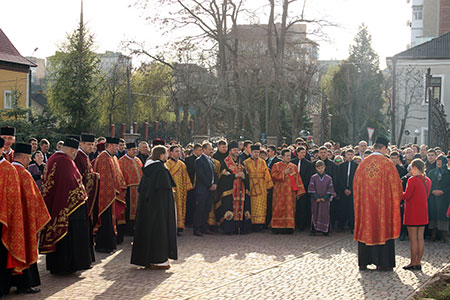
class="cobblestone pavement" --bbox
[6,230,450,300]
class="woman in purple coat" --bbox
[308,160,335,236]
[28,150,45,191]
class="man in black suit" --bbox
[39,138,53,163]
[184,144,202,227]
[390,151,407,179]
[265,145,280,227]
[291,146,314,231]
[193,142,218,236]
[336,148,358,232]
[239,140,252,163]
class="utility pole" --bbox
[391,57,397,145]
[426,68,432,146]
[127,61,132,133]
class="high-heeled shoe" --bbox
[403,265,415,270]
[413,265,422,270]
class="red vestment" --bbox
[74,149,100,218]
[3,148,14,163]
[353,154,403,245]
[39,152,88,253]
[271,162,305,229]
[0,158,26,273]
[93,151,126,230]
[118,155,143,221]
[12,162,50,268]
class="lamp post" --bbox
[426,68,432,146]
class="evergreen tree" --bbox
[47,10,100,133]
[327,24,386,144]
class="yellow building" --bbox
[0,28,35,114]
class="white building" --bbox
[409,0,450,47]
[388,31,450,146]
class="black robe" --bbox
[0,224,11,296]
[46,203,91,274]
[131,161,177,266]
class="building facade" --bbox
[410,0,450,47]
[388,32,450,146]
[0,28,35,113]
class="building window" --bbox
[3,90,13,109]
[413,5,423,20]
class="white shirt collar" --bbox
[78,148,88,157]
[144,159,160,168]
[370,151,384,156]
[12,161,25,168]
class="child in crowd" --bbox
[308,160,335,236]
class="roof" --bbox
[31,93,47,107]
[0,28,36,67]
[394,31,450,59]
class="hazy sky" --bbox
[1,0,411,68]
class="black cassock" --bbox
[131,160,177,266]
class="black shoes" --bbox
[16,287,40,294]
[403,264,421,271]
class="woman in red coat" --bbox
[402,159,431,271]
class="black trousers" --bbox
[330,196,341,229]
[185,190,196,227]
[193,186,212,233]
[125,187,135,236]
[95,205,117,252]
[266,188,273,227]
[295,194,311,230]
[339,194,354,230]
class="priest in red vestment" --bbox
[353,136,403,271]
[11,144,50,294]
[93,137,126,253]
[0,127,15,163]
[271,149,305,234]
[39,137,91,275]
[118,142,143,235]
[0,138,27,296]
[74,133,99,262]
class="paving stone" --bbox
[4,229,449,300]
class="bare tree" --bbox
[394,65,426,145]
[100,56,129,126]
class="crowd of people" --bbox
[1,125,450,296]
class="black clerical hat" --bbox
[251,145,260,151]
[152,138,165,146]
[126,142,137,149]
[375,136,389,147]
[67,135,80,141]
[228,141,239,150]
[0,138,4,148]
[80,133,95,142]
[106,137,120,144]
[0,126,15,136]
[64,137,79,149]
[14,143,32,155]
